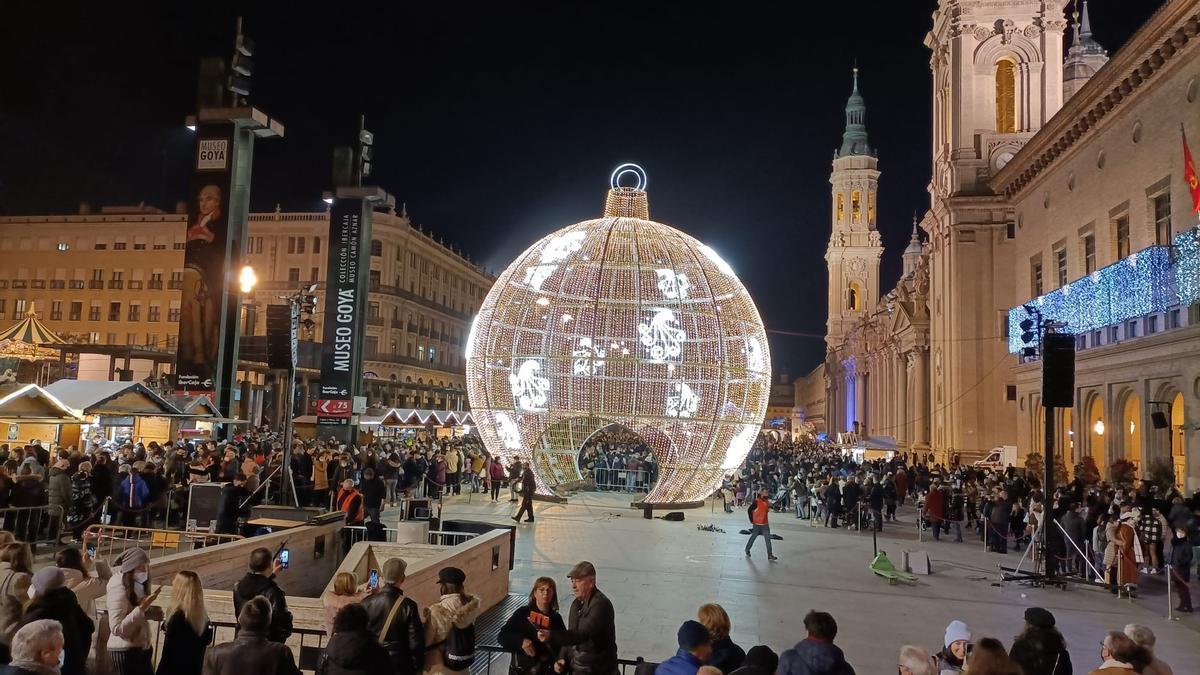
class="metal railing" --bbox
[81,524,243,561]
[342,524,478,547]
[588,469,653,493]
[472,646,654,675]
[0,505,65,549]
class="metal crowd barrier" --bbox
[342,524,479,547]
[0,505,65,549]
[591,469,652,493]
[81,524,243,561]
[473,646,654,675]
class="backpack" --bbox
[443,622,476,670]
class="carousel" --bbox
[0,304,66,385]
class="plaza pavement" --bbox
[414,489,1200,674]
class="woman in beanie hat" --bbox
[104,549,160,675]
[936,620,970,674]
[1009,607,1071,675]
[21,568,93,675]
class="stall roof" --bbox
[44,380,184,417]
[0,383,85,423]
[294,409,474,427]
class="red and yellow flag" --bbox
[1184,125,1200,214]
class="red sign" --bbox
[316,399,351,417]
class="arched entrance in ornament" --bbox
[575,422,659,493]
[530,415,668,497]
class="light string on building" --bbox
[1006,228,1199,353]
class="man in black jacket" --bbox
[215,474,250,535]
[362,557,424,675]
[541,561,617,675]
[232,548,294,643]
[512,461,537,523]
[203,596,300,675]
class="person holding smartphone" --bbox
[106,548,161,675]
[362,558,423,675]
[498,577,565,675]
[232,548,293,644]
[320,572,370,637]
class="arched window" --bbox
[848,283,861,311]
[851,190,862,223]
[995,59,1016,133]
[836,194,845,223]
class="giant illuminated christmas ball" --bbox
[465,165,771,505]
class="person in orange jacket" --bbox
[744,488,778,561]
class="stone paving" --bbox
[407,490,1200,673]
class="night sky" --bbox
[1,1,1164,377]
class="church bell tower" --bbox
[825,67,883,350]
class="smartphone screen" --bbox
[279,548,290,569]
[86,545,96,559]
[368,568,379,589]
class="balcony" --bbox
[129,281,143,290]
[147,280,163,290]
[168,280,183,290]
[31,280,45,289]
[366,316,384,326]
[361,350,463,375]
[108,280,123,289]
[391,319,405,330]
[89,280,104,289]
[1008,230,1200,356]
[50,280,65,289]
[69,280,84,290]
[11,280,27,289]
[371,284,472,321]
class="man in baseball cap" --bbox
[537,562,616,675]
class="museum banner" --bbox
[317,197,367,426]
[175,123,236,395]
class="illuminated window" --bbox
[848,282,862,311]
[867,193,876,225]
[851,190,861,223]
[996,60,1016,133]
[836,194,845,223]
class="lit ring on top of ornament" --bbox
[610,162,647,191]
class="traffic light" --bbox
[1019,317,1038,358]
[358,127,374,180]
[228,21,255,100]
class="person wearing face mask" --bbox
[2,619,67,675]
[20,569,93,675]
[105,548,160,675]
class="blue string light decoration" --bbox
[1007,242,1188,353]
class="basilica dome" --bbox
[465,165,771,504]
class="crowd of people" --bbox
[719,435,1199,611]
[576,428,659,493]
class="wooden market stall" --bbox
[44,380,185,449]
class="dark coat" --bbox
[521,470,536,500]
[318,629,395,675]
[232,574,293,643]
[201,630,301,675]
[361,585,424,675]
[552,588,617,675]
[708,636,745,674]
[91,462,114,500]
[1008,628,1072,675]
[156,610,214,675]
[215,483,249,535]
[498,604,566,675]
[776,639,855,675]
[22,586,94,675]
[361,477,386,509]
